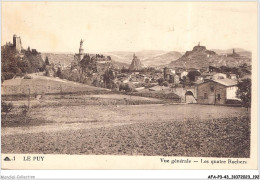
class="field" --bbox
[1,74,108,95]
[1,92,250,157]
[1,75,250,157]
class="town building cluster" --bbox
[49,39,252,105]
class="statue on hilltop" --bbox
[80,39,84,47]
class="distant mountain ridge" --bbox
[42,47,252,70]
[103,50,182,67]
[210,48,251,58]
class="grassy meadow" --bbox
[1,76,250,157]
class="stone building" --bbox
[196,79,239,104]
[13,34,22,53]
[163,67,175,79]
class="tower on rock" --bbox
[13,34,22,53]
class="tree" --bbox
[236,78,251,110]
[187,71,201,82]
[1,101,13,121]
[119,83,127,91]
[103,69,116,88]
[158,78,164,86]
[56,67,62,78]
[1,75,4,84]
[45,56,50,65]
[17,59,29,73]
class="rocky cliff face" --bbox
[129,54,144,71]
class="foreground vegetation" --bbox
[2,116,250,157]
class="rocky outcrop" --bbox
[169,44,251,69]
[129,54,144,71]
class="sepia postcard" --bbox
[1,1,258,171]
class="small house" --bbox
[196,79,239,104]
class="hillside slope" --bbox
[1,74,108,95]
[211,48,252,58]
[41,53,74,66]
[142,51,182,67]
[169,45,251,69]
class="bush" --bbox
[125,83,135,92]
[44,69,50,76]
[158,78,164,86]
[119,83,135,92]
[1,101,14,120]
[163,81,169,87]
[20,105,29,116]
[236,79,251,109]
[225,99,241,105]
[24,75,33,79]
[2,72,15,80]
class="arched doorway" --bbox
[185,91,197,103]
[185,91,194,96]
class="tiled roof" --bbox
[212,79,238,86]
[196,78,238,87]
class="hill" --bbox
[169,45,251,69]
[211,48,252,58]
[41,53,74,67]
[142,51,182,67]
[1,74,108,95]
[103,50,182,67]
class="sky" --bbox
[2,2,258,53]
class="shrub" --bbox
[236,79,251,109]
[1,101,14,120]
[2,72,15,80]
[163,81,169,87]
[24,75,33,79]
[20,105,29,116]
